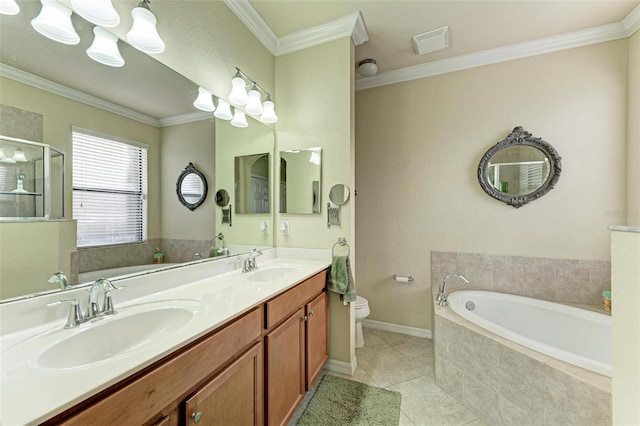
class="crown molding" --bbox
[223,0,278,55]
[158,111,213,127]
[0,64,161,127]
[356,20,631,91]
[623,4,640,35]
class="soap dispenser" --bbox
[153,247,164,264]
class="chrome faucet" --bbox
[86,278,121,320]
[47,299,85,328]
[241,248,263,273]
[48,271,71,290]
[436,274,469,306]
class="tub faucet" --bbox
[436,274,469,306]
[48,271,71,290]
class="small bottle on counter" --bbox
[153,247,164,264]
[602,290,611,312]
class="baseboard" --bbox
[363,319,432,339]
[324,356,357,375]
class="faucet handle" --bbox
[47,298,85,328]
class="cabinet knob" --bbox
[302,315,308,322]
[192,412,203,423]
[309,310,315,317]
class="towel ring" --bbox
[332,237,350,256]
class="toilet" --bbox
[354,296,370,348]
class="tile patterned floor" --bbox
[324,328,488,426]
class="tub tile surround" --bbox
[431,251,611,308]
[434,310,612,426]
[432,251,612,425]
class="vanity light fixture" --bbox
[214,99,233,120]
[228,67,278,124]
[228,71,249,106]
[31,0,80,45]
[87,26,124,67]
[71,0,120,28]
[13,148,28,162]
[230,108,248,128]
[245,85,263,115]
[193,87,216,112]
[0,0,20,15]
[126,0,165,54]
[0,147,17,163]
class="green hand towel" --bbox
[328,255,357,303]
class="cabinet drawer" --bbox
[265,270,326,330]
[57,308,262,426]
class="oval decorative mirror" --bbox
[478,127,561,208]
[329,184,350,205]
[215,189,230,206]
[177,162,208,211]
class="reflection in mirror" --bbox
[177,162,208,211]
[235,153,270,214]
[0,3,275,302]
[279,148,322,214]
[329,184,350,206]
[478,127,562,208]
[215,189,230,206]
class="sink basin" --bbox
[2,300,206,372]
[247,267,301,282]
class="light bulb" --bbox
[214,99,233,120]
[230,108,248,128]
[31,0,80,45]
[0,0,20,15]
[71,0,120,27]
[87,26,125,67]
[193,87,215,112]
[126,5,164,54]
[260,100,278,124]
[228,76,248,106]
[13,148,27,162]
[245,87,263,115]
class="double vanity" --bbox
[0,249,331,425]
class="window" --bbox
[72,128,148,248]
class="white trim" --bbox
[356,20,631,91]
[324,356,358,376]
[223,0,278,55]
[0,64,160,127]
[158,111,213,127]
[363,319,432,339]
[277,12,368,56]
[623,5,640,35]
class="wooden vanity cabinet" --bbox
[264,270,329,426]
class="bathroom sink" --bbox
[247,267,301,282]
[3,300,206,372]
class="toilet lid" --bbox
[355,296,368,309]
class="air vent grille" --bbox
[412,26,449,56]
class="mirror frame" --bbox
[477,126,562,208]
[176,162,208,211]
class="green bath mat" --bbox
[297,374,402,426]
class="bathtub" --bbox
[78,263,179,283]
[447,290,611,377]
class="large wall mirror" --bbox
[279,148,322,214]
[0,1,274,302]
[478,126,562,208]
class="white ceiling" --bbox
[249,0,639,76]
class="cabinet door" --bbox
[305,291,328,389]
[265,307,305,426]
[184,343,263,426]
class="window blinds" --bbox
[72,130,147,248]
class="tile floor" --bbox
[318,328,488,426]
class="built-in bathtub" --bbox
[448,290,611,377]
[434,290,612,425]
[78,263,179,283]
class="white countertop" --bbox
[0,250,331,425]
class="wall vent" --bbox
[412,26,449,56]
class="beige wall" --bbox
[355,40,629,331]
[628,31,640,226]
[275,38,356,366]
[160,119,216,240]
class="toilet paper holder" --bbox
[393,275,414,283]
